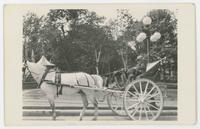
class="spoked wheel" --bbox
[123,79,163,121]
[107,92,127,116]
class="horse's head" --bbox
[23,60,46,84]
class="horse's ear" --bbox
[26,60,31,65]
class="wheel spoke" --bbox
[131,109,137,118]
[127,91,138,98]
[146,103,155,118]
[147,100,161,103]
[139,104,143,120]
[130,103,140,118]
[125,99,138,102]
[125,96,138,101]
[145,87,155,98]
[146,102,159,110]
[143,104,149,120]
[144,82,149,95]
[133,84,139,94]
[146,92,160,100]
[139,82,143,94]
[109,92,126,116]
[128,102,139,110]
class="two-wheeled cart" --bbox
[60,58,166,121]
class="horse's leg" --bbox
[48,98,56,120]
[52,102,56,120]
[91,97,98,121]
[79,91,88,121]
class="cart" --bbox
[105,57,167,120]
[57,58,166,121]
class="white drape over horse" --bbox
[25,61,103,120]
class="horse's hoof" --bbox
[79,118,82,121]
[52,113,56,120]
[52,116,56,121]
[92,118,97,121]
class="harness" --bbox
[37,69,96,95]
[55,71,62,96]
[38,68,50,88]
[83,74,90,86]
[91,75,97,85]
[38,68,63,96]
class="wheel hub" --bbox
[138,95,146,103]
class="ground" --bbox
[23,86,177,121]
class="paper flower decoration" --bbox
[150,32,161,42]
[142,16,152,25]
[136,32,147,42]
[128,41,136,51]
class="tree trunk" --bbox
[31,49,35,62]
[24,38,29,61]
[95,47,102,75]
[120,49,127,69]
[95,65,99,75]
[61,24,65,37]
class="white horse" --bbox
[24,61,103,121]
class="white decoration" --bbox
[137,55,143,60]
[140,32,147,40]
[128,41,136,51]
[150,35,157,42]
[142,16,152,25]
[136,32,147,42]
[150,32,161,42]
[136,35,142,42]
[154,32,161,40]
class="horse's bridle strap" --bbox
[38,69,50,88]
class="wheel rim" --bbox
[107,92,127,116]
[123,79,163,121]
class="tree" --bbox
[31,49,35,62]
[23,12,44,61]
[23,9,177,82]
[44,9,108,74]
[69,11,107,74]
[108,9,138,69]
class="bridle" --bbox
[23,62,40,76]
[23,61,49,88]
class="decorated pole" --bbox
[147,38,150,63]
[135,16,161,64]
[142,16,152,63]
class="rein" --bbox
[37,69,50,88]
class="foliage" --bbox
[137,9,177,62]
[23,9,177,81]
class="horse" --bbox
[23,61,104,121]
